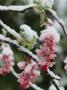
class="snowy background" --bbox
[0,0,67,90]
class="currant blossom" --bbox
[40,26,60,44]
[20,24,39,41]
[17,59,40,89]
[64,57,67,72]
[0,44,14,75]
[36,26,60,71]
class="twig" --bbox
[0,4,35,12]
[47,69,60,80]
[10,67,19,78]
[0,19,22,40]
[50,78,60,90]
[48,9,67,36]
[47,69,60,90]
[0,35,39,62]
[31,83,44,90]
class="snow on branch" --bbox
[0,34,39,62]
[47,69,60,90]
[48,9,67,36]
[0,19,22,40]
[47,69,61,80]
[0,4,35,12]
[10,67,19,78]
[31,84,44,90]
[50,78,60,90]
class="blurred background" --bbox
[0,0,67,90]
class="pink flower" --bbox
[17,61,27,70]
[36,46,56,71]
[0,44,14,75]
[38,59,54,71]
[64,57,67,72]
[36,26,60,71]
[17,59,40,89]
[18,74,31,90]
[40,26,60,44]
[18,73,37,90]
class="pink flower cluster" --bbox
[36,26,60,71]
[0,44,14,75]
[64,57,67,72]
[17,59,40,90]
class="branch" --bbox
[0,19,22,40]
[31,83,44,90]
[47,69,60,90]
[50,78,60,90]
[47,69,61,80]
[0,4,35,12]
[0,35,39,62]
[10,67,19,78]
[48,9,67,36]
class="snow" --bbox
[20,24,39,41]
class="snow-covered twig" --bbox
[0,35,39,62]
[10,67,19,78]
[31,83,44,90]
[18,46,39,62]
[0,19,22,40]
[0,4,35,12]
[48,9,67,36]
[50,78,60,90]
[47,69,61,80]
[47,69,60,90]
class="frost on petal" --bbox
[0,44,14,75]
[17,61,26,70]
[36,26,60,71]
[18,59,40,89]
[1,44,14,60]
[40,26,60,44]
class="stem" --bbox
[31,83,44,90]
[0,19,22,40]
[10,67,19,78]
[19,46,39,62]
[50,79,60,90]
[48,9,67,36]
[47,69,60,80]
[0,35,39,62]
[47,69,60,90]
[0,4,35,12]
